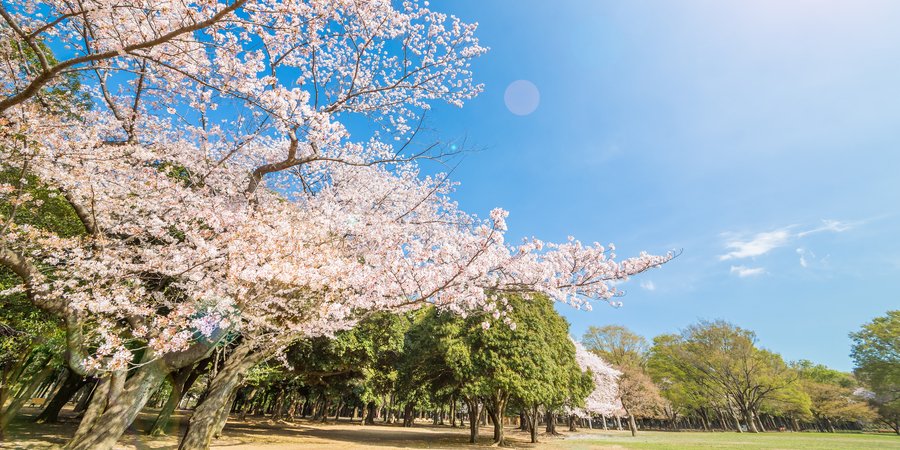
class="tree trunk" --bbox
[450,397,457,428]
[365,401,376,425]
[488,392,509,445]
[212,389,238,439]
[63,360,167,450]
[147,366,194,436]
[37,369,66,402]
[742,409,758,433]
[271,388,285,421]
[71,379,98,414]
[1,362,54,432]
[602,415,608,430]
[403,402,416,427]
[730,409,743,433]
[239,387,259,421]
[824,416,835,433]
[35,371,88,423]
[466,397,480,443]
[0,345,36,416]
[529,404,539,443]
[754,410,766,432]
[177,341,265,450]
[287,396,300,422]
[628,413,638,436]
[545,411,558,434]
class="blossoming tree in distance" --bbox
[570,338,623,424]
[0,0,673,448]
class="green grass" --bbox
[556,430,900,450]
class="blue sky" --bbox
[421,0,900,372]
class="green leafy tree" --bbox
[648,320,799,433]
[850,311,900,434]
[400,295,587,445]
[801,379,876,432]
[582,325,648,368]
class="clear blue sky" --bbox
[422,0,900,372]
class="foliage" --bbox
[850,311,900,434]
[851,311,900,400]
[583,325,649,368]
[647,320,799,432]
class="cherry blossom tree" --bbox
[570,338,622,423]
[0,1,673,449]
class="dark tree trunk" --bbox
[545,411,559,434]
[450,397,457,428]
[71,379,98,414]
[467,398,480,443]
[271,388,285,421]
[286,395,299,422]
[365,401,376,425]
[403,402,416,427]
[299,397,309,419]
[35,371,88,424]
[487,392,509,445]
[239,387,259,421]
[147,366,194,436]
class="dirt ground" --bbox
[1,406,612,450]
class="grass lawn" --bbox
[554,430,900,450]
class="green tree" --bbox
[582,325,648,368]
[0,169,83,435]
[647,333,719,430]
[850,311,900,434]
[802,379,876,432]
[648,320,799,433]
[400,295,588,445]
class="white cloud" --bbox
[797,219,853,237]
[731,265,765,277]
[720,220,854,261]
[719,228,792,260]
[640,280,656,291]
[797,248,807,267]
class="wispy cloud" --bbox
[797,248,807,267]
[797,219,853,237]
[731,265,765,277]
[720,220,854,261]
[719,228,792,260]
[640,280,656,291]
